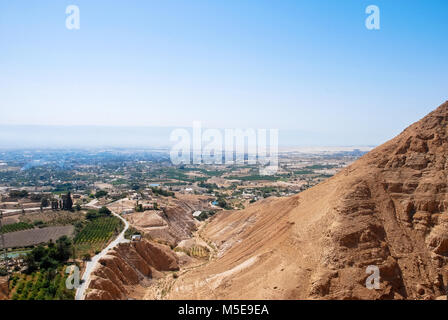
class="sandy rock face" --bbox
[85,239,178,300]
[168,101,448,300]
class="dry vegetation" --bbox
[3,226,74,248]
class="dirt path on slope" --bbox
[143,221,218,300]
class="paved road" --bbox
[75,202,130,300]
[86,198,99,208]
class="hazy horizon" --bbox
[0,123,384,149]
[1,0,448,148]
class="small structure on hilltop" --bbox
[121,209,134,215]
[131,235,142,241]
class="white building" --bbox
[131,235,142,241]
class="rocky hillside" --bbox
[86,239,179,300]
[125,194,213,246]
[168,101,448,300]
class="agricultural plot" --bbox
[3,226,74,248]
[74,217,123,244]
[19,210,84,227]
[9,267,74,300]
[73,216,123,258]
[0,222,33,234]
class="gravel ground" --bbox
[3,225,74,248]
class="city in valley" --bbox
[2,0,447,305]
[0,147,368,300]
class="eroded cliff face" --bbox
[85,240,178,300]
[319,101,448,299]
[168,101,448,300]
[0,277,9,300]
[126,194,213,246]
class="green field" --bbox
[74,216,123,244]
[10,267,74,300]
[0,222,34,234]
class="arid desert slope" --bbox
[168,101,448,300]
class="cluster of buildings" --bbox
[0,255,26,273]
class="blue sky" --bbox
[1,0,447,146]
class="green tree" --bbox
[40,197,49,208]
[40,256,58,269]
[54,236,72,262]
[65,192,73,210]
[98,206,111,215]
[31,245,47,262]
[95,190,108,198]
[217,198,228,209]
[25,255,38,274]
[9,190,28,198]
